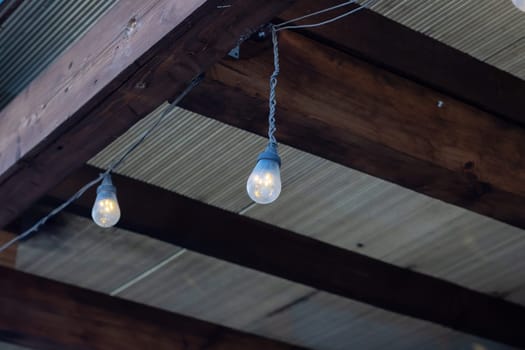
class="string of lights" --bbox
[0,0,375,254]
[246,0,375,204]
[0,75,203,253]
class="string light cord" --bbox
[1,1,378,251]
[267,26,279,147]
[0,74,204,254]
[274,0,376,32]
[0,175,104,253]
[108,74,204,172]
[266,0,376,146]
[247,0,379,205]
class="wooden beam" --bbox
[0,0,293,229]
[0,231,16,268]
[279,0,525,126]
[42,165,525,348]
[180,30,525,230]
[0,266,307,350]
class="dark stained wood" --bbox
[279,0,525,126]
[0,0,294,229]
[0,266,307,350]
[180,30,525,230]
[0,231,16,268]
[183,82,525,230]
[43,165,525,348]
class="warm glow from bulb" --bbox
[92,195,121,227]
[98,199,116,213]
[247,158,281,204]
[92,175,121,228]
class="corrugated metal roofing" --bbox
[78,106,525,349]
[5,1,525,349]
[15,212,516,350]
[0,0,116,109]
[16,211,180,294]
[118,249,515,350]
[369,0,525,79]
[88,106,525,306]
[1,1,524,108]
[0,341,34,350]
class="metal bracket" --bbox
[228,45,240,59]
[228,25,271,60]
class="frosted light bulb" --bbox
[513,0,525,11]
[92,174,121,228]
[247,144,281,204]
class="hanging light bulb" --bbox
[513,0,525,11]
[247,143,281,204]
[246,26,282,204]
[92,173,121,228]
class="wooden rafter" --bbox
[40,165,525,348]
[279,0,525,126]
[0,231,16,268]
[2,1,525,348]
[0,0,294,229]
[181,30,525,230]
[0,265,307,350]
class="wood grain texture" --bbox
[0,265,307,350]
[279,0,525,126]
[0,231,16,268]
[0,0,294,228]
[180,30,525,229]
[182,80,525,230]
[0,0,204,180]
[42,165,525,348]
